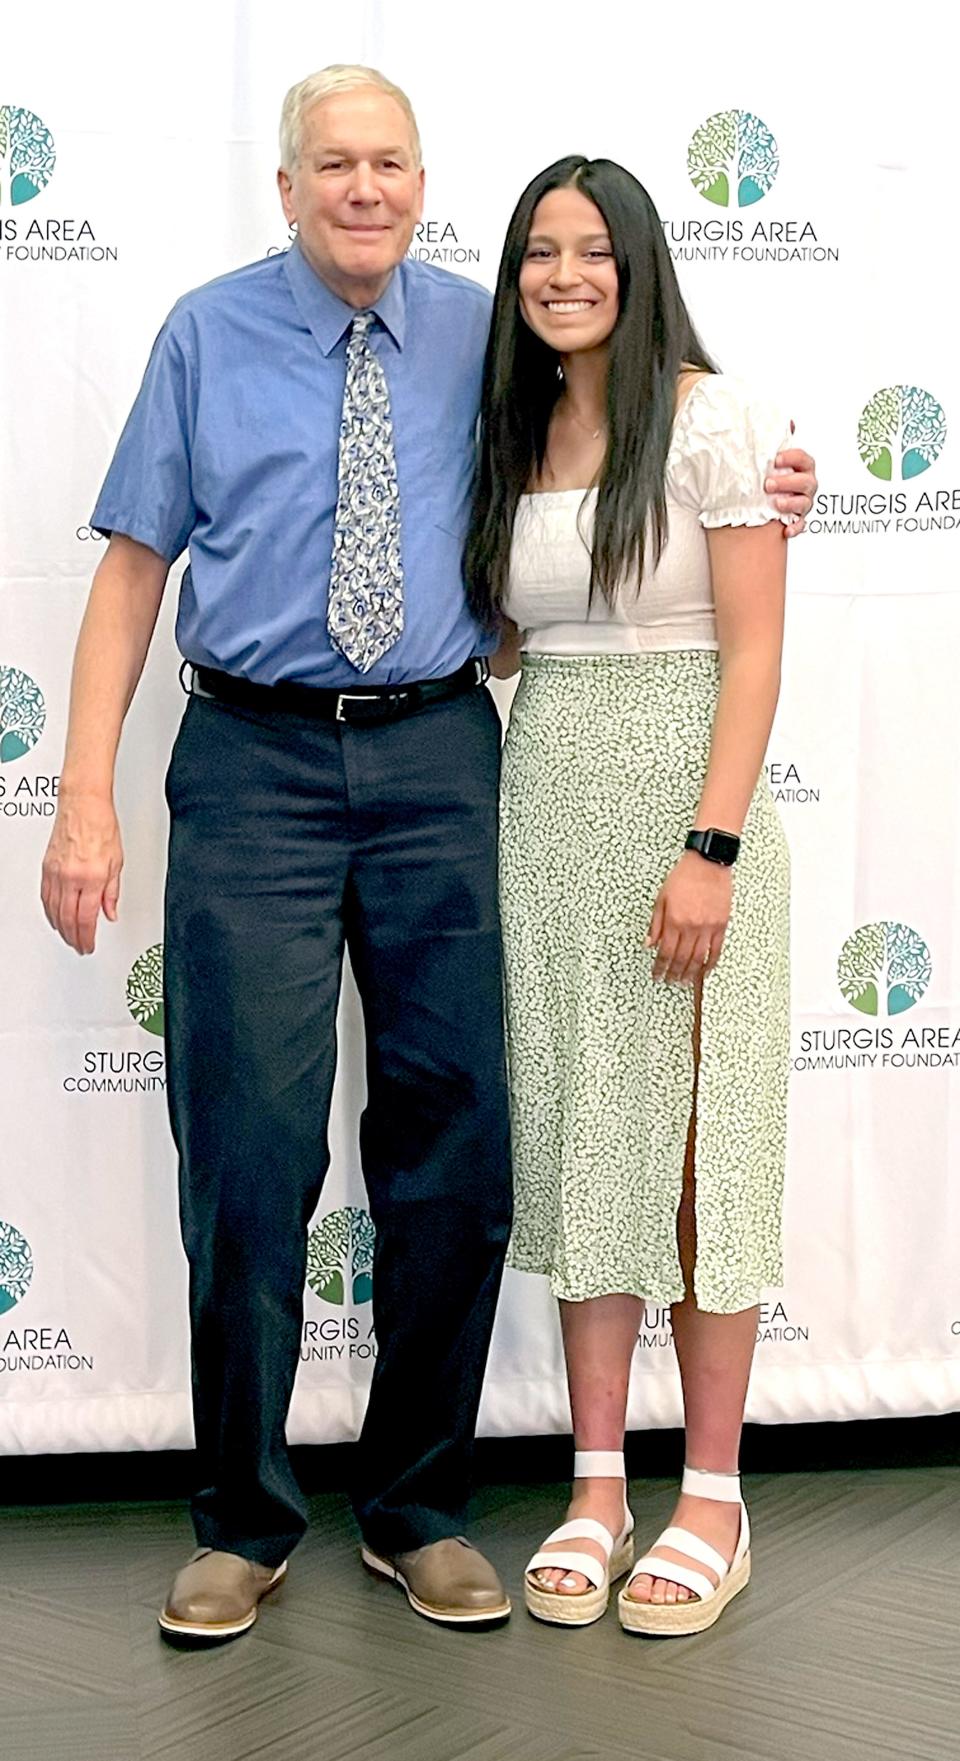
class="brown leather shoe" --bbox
[361,1536,511,1625]
[158,1547,287,1640]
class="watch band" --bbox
[685,827,741,866]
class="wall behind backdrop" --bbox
[2,2,958,1455]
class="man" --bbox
[41,65,816,1641]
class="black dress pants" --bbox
[163,682,512,1567]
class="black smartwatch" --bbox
[685,828,741,867]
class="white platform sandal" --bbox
[618,1466,751,1637]
[524,1450,635,1627]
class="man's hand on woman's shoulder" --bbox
[766,432,817,536]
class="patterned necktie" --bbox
[327,311,404,672]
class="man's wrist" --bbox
[58,773,116,805]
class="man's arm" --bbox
[41,534,170,955]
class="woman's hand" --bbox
[489,616,523,679]
[645,851,732,983]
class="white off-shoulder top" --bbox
[503,376,791,655]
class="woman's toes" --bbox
[533,1566,588,1595]
[665,1582,678,1604]
[677,1586,690,1603]
[628,1573,652,1603]
[651,1578,667,1605]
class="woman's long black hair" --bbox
[464,156,717,625]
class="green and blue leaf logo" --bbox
[0,106,55,205]
[127,944,164,1036]
[838,922,931,1017]
[0,665,45,764]
[307,1207,375,1306]
[858,386,946,481]
[0,1220,34,1315]
[688,110,778,207]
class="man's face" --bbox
[278,88,424,306]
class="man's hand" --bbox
[41,792,123,955]
[37,532,169,955]
[766,440,817,537]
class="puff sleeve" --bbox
[670,376,793,529]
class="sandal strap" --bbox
[537,1517,615,1556]
[572,1453,631,1537]
[681,1466,743,1505]
[656,1525,730,1581]
[574,1450,625,1479]
[526,1549,607,1590]
[628,1554,716,1602]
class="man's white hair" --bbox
[279,65,422,172]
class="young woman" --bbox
[466,157,792,1636]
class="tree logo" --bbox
[0,665,45,764]
[127,944,164,1036]
[838,922,932,1017]
[688,110,778,207]
[306,1207,375,1306]
[858,386,946,481]
[0,1220,34,1315]
[0,106,55,206]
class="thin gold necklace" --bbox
[562,398,606,441]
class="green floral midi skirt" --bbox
[499,652,790,1315]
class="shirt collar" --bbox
[283,239,407,355]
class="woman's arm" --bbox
[646,520,786,984]
[694,521,786,832]
[488,616,523,679]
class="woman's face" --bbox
[518,186,620,354]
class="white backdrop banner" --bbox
[2,2,958,1453]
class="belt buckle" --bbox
[183,663,215,700]
[335,690,397,724]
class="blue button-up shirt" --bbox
[91,243,494,686]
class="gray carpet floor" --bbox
[1,1465,958,1761]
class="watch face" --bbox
[688,828,740,864]
[705,830,740,864]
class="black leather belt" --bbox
[184,656,490,726]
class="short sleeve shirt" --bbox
[91,244,495,687]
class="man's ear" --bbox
[277,166,295,227]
